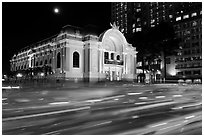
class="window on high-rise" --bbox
[183,14,189,19]
[191,12,197,17]
[192,21,198,26]
[169,15,173,18]
[151,19,155,24]
[136,8,141,12]
[136,28,142,32]
[176,17,181,21]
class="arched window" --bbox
[73,51,79,68]
[104,52,109,60]
[117,55,120,60]
[57,52,61,68]
[111,53,114,60]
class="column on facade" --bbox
[61,46,63,72]
[123,53,126,74]
[102,50,105,73]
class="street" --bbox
[2,83,202,135]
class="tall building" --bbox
[173,3,202,80]
[10,24,137,82]
[111,2,177,38]
[111,2,202,81]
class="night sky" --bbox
[2,2,111,74]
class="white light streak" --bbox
[185,115,195,119]
[132,115,139,119]
[139,97,148,100]
[173,95,183,97]
[155,96,166,99]
[135,102,147,105]
[3,106,90,121]
[151,122,167,128]
[85,99,102,103]
[49,102,70,105]
[128,92,142,95]
[2,98,7,101]
[160,123,181,130]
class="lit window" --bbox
[183,15,189,19]
[176,17,181,21]
[136,8,141,12]
[121,28,124,32]
[151,25,155,27]
[192,21,197,26]
[151,19,155,24]
[181,10,183,13]
[169,15,173,18]
[191,12,197,17]
[132,24,135,28]
[200,11,202,14]
[137,18,141,22]
[132,28,135,33]
[136,28,142,32]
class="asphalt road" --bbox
[2,83,202,135]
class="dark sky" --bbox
[2,2,111,74]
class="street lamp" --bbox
[16,73,23,78]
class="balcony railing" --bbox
[105,59,124,65]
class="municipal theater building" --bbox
[10,24,138,82]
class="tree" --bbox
[131,21,180,82]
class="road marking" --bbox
[139,97,148,100]
[128,92,142,95]
[151,122,167,128]
[132,115,139,119]
[114,101,175,115]
[102,95,125,100]
[185,115,195,119]
[173,95,183,97]
[155,96,165,99]
[85,99,102,103]
[114,98,119,101]
[135,102,147,105]
[49,102,70,105]
[2,106,90,121]
[15,99,30,102]
[93,121,112,127]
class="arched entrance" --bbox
[99,25,137,81]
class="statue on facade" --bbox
[110,22,119,30]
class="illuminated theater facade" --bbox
[10,24,137,82]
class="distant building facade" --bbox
[10,24,137,82]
